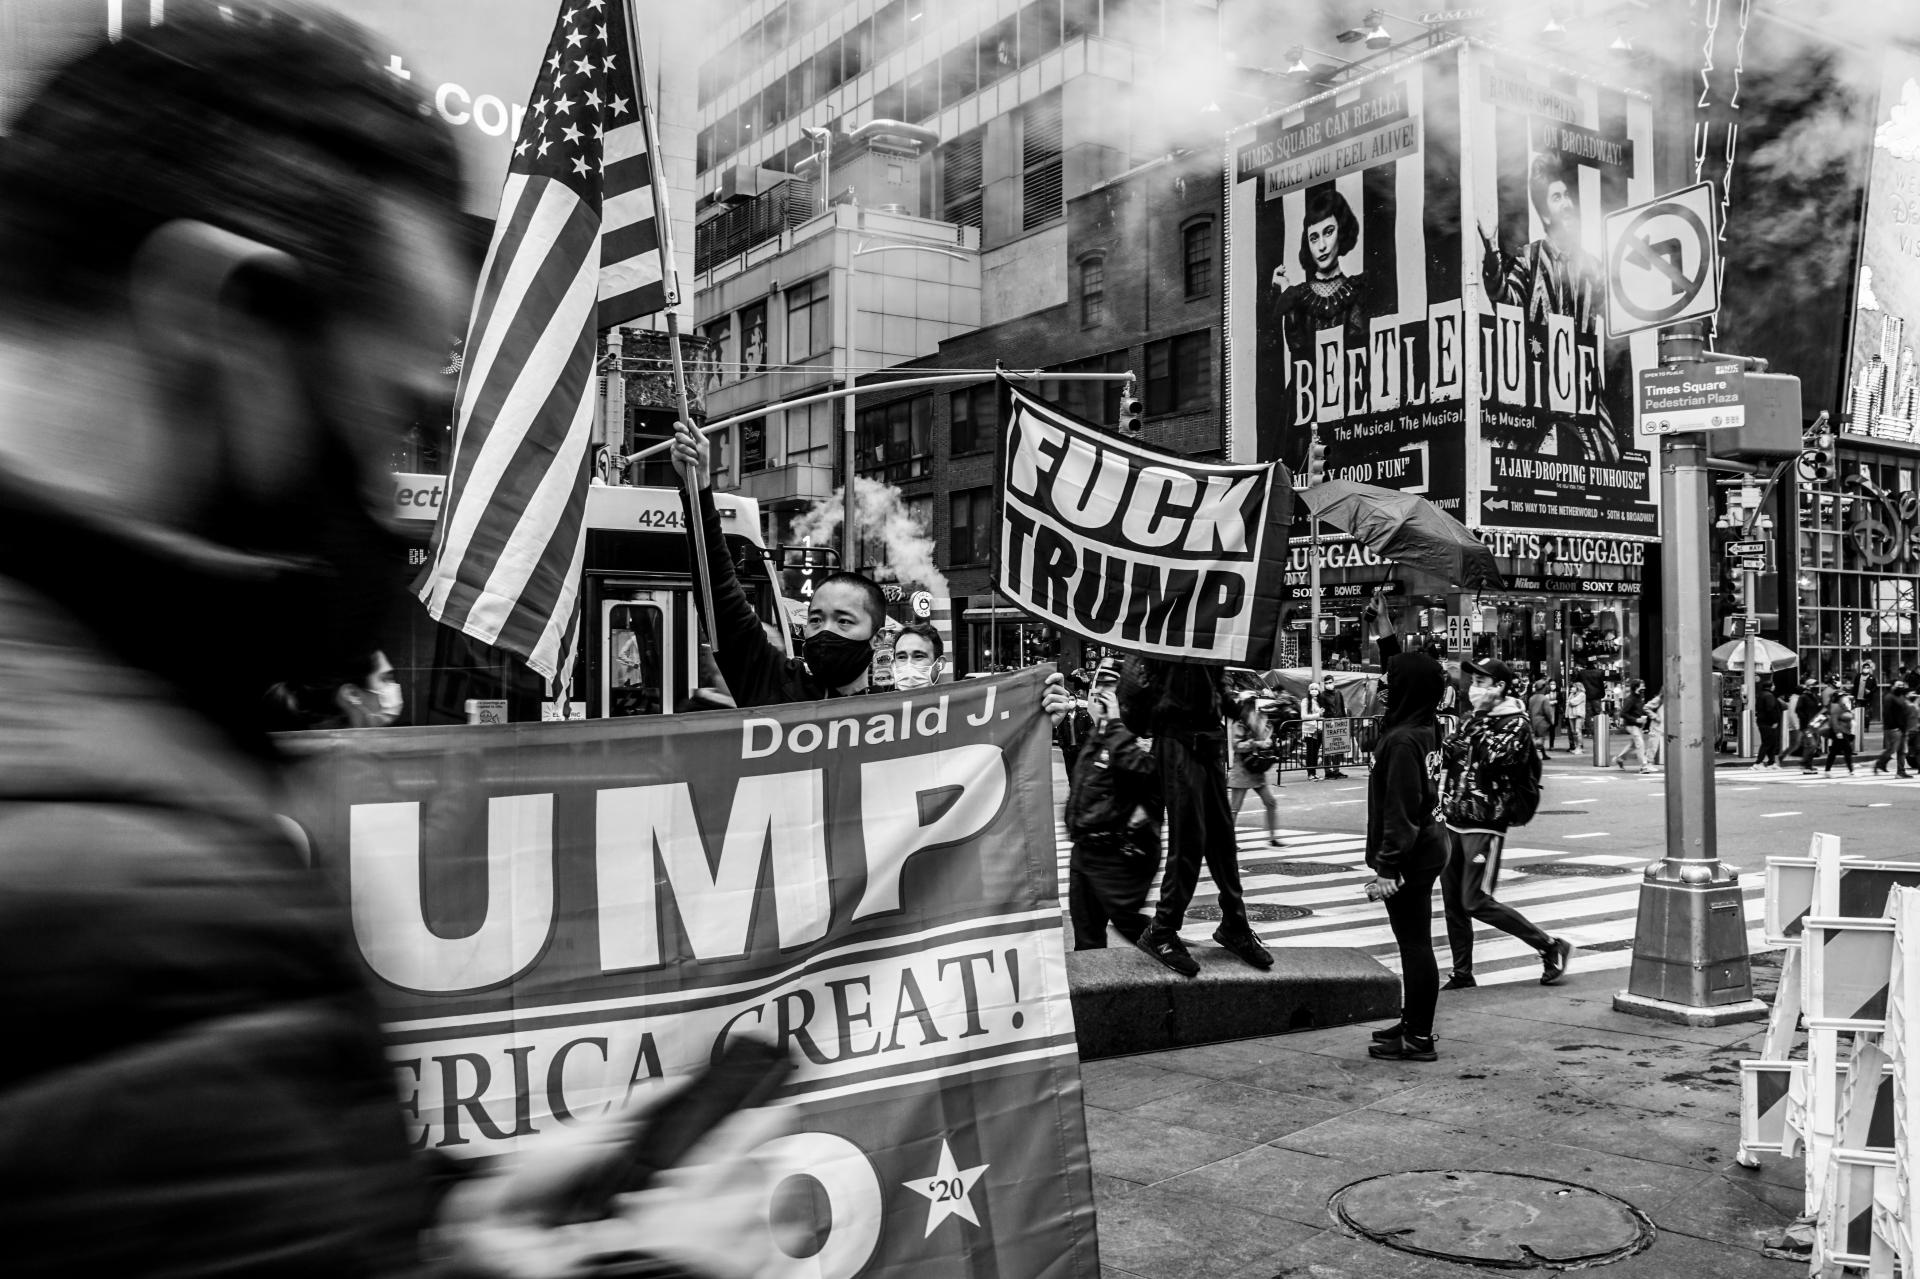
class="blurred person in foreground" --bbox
[0,8,779,1276]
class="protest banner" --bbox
[281,668,1099,1279]
[995,383,1292,666]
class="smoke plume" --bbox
[790,477,951,598]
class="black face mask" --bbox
[803,630,875,691]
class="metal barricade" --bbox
[1269,716,1382,776]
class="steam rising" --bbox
[791,478,951,599]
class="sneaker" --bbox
[1368,1033,1438,1062]
[1542,937,1573,985]
[1213,926,1274,969]
[1369,1021,1405,1042]
[1135,928,1199,978]
[1268,836,1282,847]
[1442,973,1477,990]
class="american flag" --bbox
[417,0,671,683]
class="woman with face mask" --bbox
[1359,593,1450,1062]
[1302,681,1325,780]
[264,651,403,730]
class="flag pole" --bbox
[623,1,718,646]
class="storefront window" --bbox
[1796,446,1920,684]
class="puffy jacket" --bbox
[0,573,429,1276]
[1441,706,1535,834]
[1065,720,1161,840]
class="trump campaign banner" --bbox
[280,668,1099,1279]
[996,384,1292,667]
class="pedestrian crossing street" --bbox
[1051,819,1768,987]
[1719,764,1920,787]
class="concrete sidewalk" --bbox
[1080,957,1802,1278]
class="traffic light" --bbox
[1118,381,1143,437]
[1305,433,1329,485]
[1798,413,1836,486]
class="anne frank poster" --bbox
[1227,47,1467,515]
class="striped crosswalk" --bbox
[1051,820,1767,987]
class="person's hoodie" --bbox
[1364,650,1448,879]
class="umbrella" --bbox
[1296,480,1504,592]
[1711,637,1799,673]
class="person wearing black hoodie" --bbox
[1121,658,1273,976]
[1361,603,1451,1063]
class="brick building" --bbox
[853,147,1225,672]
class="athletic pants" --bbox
[1442,828,1551,979]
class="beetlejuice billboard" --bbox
[1226,39,1661,539]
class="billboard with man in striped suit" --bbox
[1228,40,1660,540]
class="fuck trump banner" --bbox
[996,383,1292,666]
[280,668,1099,1279]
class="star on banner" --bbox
[902,1141,989,1237]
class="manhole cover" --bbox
[1518,863,1637,879]
[1532,809,1587,815]
[1238,859,1350,877]
[1331,1170,1654,1270]
[1186,902,1311,922]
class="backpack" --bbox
[1505,728,1545,827]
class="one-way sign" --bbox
[1727,539,1768,556]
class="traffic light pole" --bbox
[1308,521,1323,686]
[1742,565,1757,758]
[1616,322,1766,1027]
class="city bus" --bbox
[388,473,796,725]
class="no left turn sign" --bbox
[1604,182,1721,339]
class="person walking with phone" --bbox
[1064,658,1163,950]
[1610,678,1654,773]
[1440,658,1574,989]
[1796,680,1825,773]
[1825,690,1858,775]
[1565,681,1588,757]
[1527,681,1555,759]
[1874,680,1911,777]
[1362,629,1450,1061]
